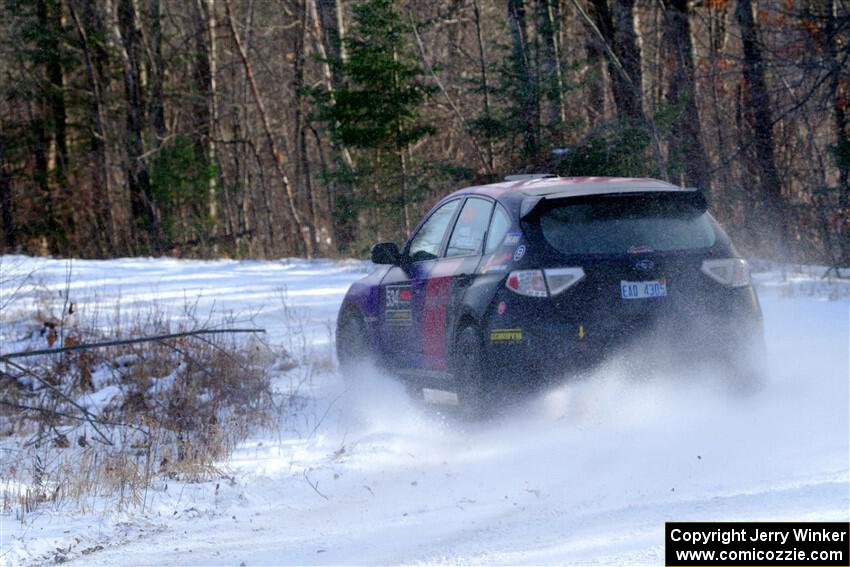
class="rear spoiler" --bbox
[519,187,707,219]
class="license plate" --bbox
[620,279,667,299]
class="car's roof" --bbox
[460,176,688,201]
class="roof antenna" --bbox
[504,173,557,182]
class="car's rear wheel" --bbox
[336,312,369,374]
[454,326,490,418]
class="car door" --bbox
[421,197,495,372]
[378,199,461,369]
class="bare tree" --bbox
[115,0,161,251]
[0,0,844,262]
[69,0,120,253]
[662,0,711,191]
[735,0,786,252]
[507,0,539,156]
[0,136,13,248]
[586,0,642,121]
[294,0,319,255]
[537,0,566,130]
[223,0,311,257]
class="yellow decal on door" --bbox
[490,328,523,343]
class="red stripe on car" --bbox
[421,259,462,370]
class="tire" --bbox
[453,326,489,418]
[336,312,369,374]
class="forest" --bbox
[0,0,847,264]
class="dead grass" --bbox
[0,285,286,521]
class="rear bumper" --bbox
[482,285,764,380]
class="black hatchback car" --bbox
[337,175,766,408]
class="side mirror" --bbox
[371,242,400,265]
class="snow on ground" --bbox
[0,256,848,566]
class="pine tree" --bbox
[310,0,436,248]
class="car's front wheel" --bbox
[336,312,369,374]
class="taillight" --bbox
[701,258,751,288]
[544,267,585,295]
[506,267,585,297]
[506,270,548,297]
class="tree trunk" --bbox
[69,0,118,253]
[39,0,68,176]
[583,23,607,127]
[827,1,849,204]
[206,0,218,238]
[706,0,735,222]
[537,0,565,130]
[614,0,642,118]
[392,46,411,238]
[147,0,166,142]
[663,0,711,191]
[37,0,71,251]
[294,0,318,257]
[507,0,538,156]
[735,0,785,254]
[115,0,161,252]
[316,0,346,69]
[224,0,310,256]
[826,0,849,264]
[191,0,219,247]
[587,0,642,121]
[472,0,496,172]
[0,136,14,249]
[307,0,357,250]
[30,100,56,246]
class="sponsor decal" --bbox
[497,301,506,315]
[627,244,654,254]
[503,232,521,246]
[385,310,412,323]
[490,328,523,343]
[386,285,412,309]
[385,284,413,326]
[513,245,526,262]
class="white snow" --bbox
[0,256,848,566]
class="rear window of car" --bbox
[537,196,716,255]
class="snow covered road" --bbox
[1,257,848,566]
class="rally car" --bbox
[336,175,766,410]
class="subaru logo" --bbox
[635,259,654,271]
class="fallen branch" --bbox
[0,328,265,361]
[0,398,146,434]
[303,471,328,500]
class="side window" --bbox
[408,200,461,262]
[446,198,494,257]
[484,204,512,253]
